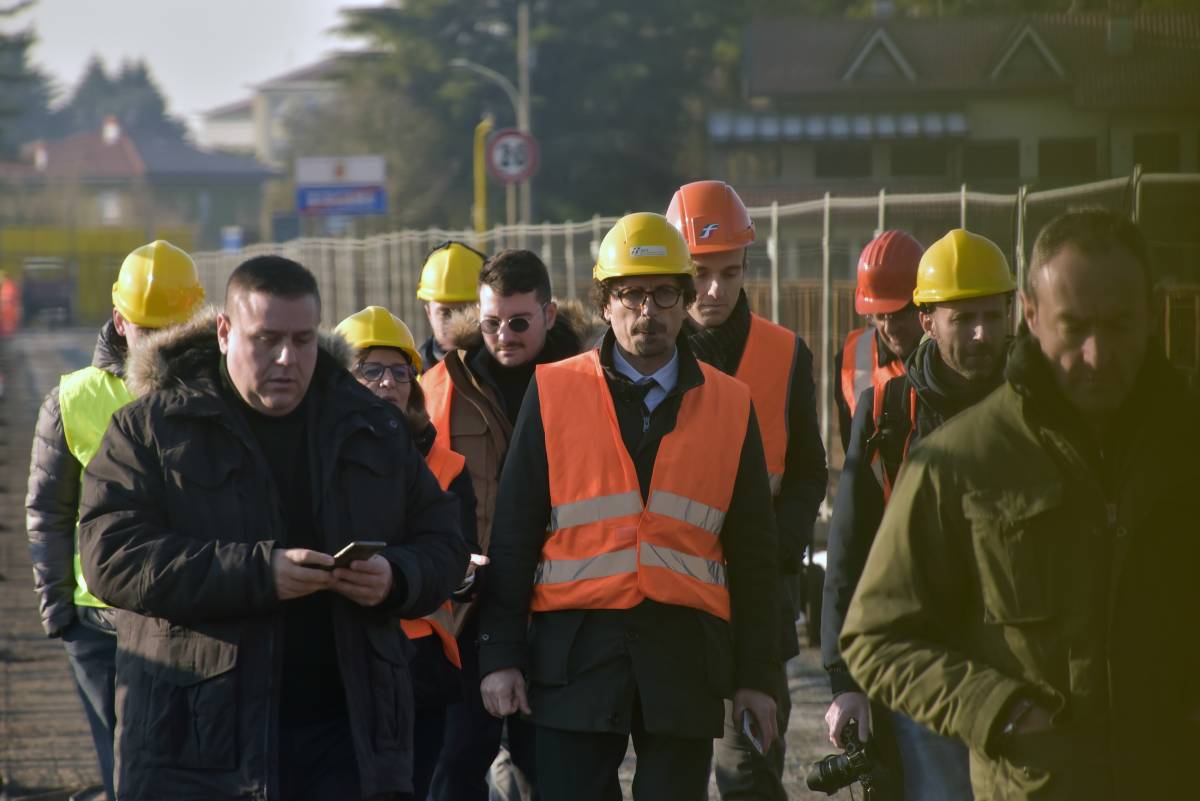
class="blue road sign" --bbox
[297,184,388,216]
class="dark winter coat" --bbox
[822,336,1005,695]
[77,311,468,801]
[478,332,781,738]
[841,331,1200,800]
[25,320,125,637]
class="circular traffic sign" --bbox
[486,128,539,185]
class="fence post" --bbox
[1014,184,1028,328]
[591,215,602,263]
[960,183,968,229]
[1131,164,1143,223]
[564,222,576,300]
[541,220,553,286]
[769,200,780,325]
[820,192,832,468]
[877,187,886,235]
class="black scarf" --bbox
[686,290,753,375]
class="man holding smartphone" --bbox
[78,256,467,801]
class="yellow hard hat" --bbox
[334,306,423,373]
[416,241,485,302]
[913,229,1016,305]
[111,240,205,328]
[593,212,695,282]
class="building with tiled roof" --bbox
[712,12,1200,206]
[2,117,278,249]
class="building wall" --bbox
[200,113,256,153]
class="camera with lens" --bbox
[805,718,895,799]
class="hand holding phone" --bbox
[326,540,388,570]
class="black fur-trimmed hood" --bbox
[125,306,355,398]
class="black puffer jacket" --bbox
[25,320,126,637]
[77,312,468,801]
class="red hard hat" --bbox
[855,230,923,315]
[665,180,755,255]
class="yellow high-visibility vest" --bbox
[59,365,134,608]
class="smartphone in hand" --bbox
[325,540,388,570]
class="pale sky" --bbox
[8,0,360,132]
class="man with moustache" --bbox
[823,228,1015,800]
[477,213,781,801]
[77,256,466,801]
[423,249,583,801]
[833,231,925,451]
[666,180,827,801]
[841,210,1199,800]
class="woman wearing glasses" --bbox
[335,305,480,800]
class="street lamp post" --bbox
[449,2,532,226]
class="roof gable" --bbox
[843,28,917,82]
[991,24,1066,81]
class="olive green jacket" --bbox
[841,340,1199,801]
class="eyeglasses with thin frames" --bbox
[356,362,416,384]
[481,304,547,335]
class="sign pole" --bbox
[474,115,494,239]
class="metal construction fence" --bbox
[195,171,1200,470]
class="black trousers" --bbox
[534,698,712,801]
[431,616,537,801]
[279,715,411,801]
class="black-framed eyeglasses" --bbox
[480,305,546,335]
[356,362,416,384]
[614,285,683,311]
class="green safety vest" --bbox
[59,365,134,608]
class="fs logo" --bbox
[697,223,721,240]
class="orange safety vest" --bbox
[840,327,904,419]
[735,313,797,497]
[867,379,918,504]
[532,350,750,622]
[421,360,454,453]
[399,439,466,668]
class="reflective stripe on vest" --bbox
[421,360,454,454]
[840,327,904,419]
[400,439,466,668]
[735,314,797,497]
[868,380,918,505]
[532,350,750,621]
[59,365,135,609]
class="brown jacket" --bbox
[424,304,594,631]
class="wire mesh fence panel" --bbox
[191,172,1200,468]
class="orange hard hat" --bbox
[855,230,923,315]
[665,180,755,255]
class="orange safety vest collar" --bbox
[421,359,454,453]
[735,313,797,496]
[399,437,466,668]
[532,350,750,622]
[840,327,904,419]
[868,380,918,505]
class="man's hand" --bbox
[826,691,872,747]
[481,668,531,718]
[733,688,779,753]
[272,548,334,600]
[332,554,394,607]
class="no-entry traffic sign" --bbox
[486,129,539,185]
